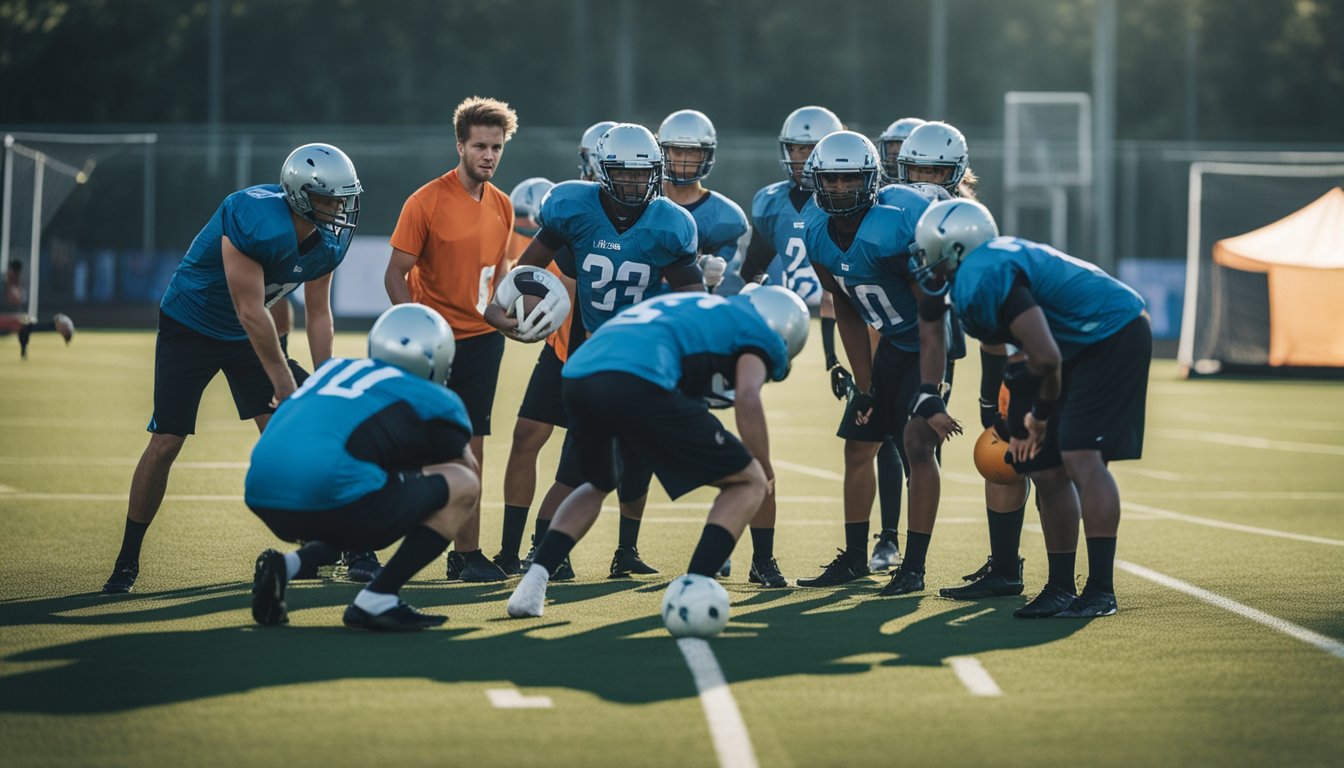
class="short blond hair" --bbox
[453,96,518,144]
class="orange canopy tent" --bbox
[1212,187,1344,367]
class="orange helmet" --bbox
[974,426,1018,484]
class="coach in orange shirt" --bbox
[385,96,518,582]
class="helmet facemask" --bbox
[660,143,714,185]
[813,170,876,218]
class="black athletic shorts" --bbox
[518,342,567,427]
[562,372,754,500]
[553,425,655,503]
[1016,315,1152,473]
[448,330,505,437]
[148,310,308,436]
[837,342,954,443]
[251,470,450,552]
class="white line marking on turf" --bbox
[677,638,759,768]
[946,657,1002,696]
[485,688,553,709]
[0,456,246,469]
[1115,467,1186,482]
[1125,502,1344,546]
[771,460,843,482]
[0,493,242,502]
[1152,428,1344,457]
[1116,560,1344,661]
[947,608,995,626]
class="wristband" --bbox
[911,383,949,419]
[1030,398,1056,421]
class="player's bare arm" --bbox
[912,283,961,441]
[1007,305,1062,462]
[732,354,774,496]
[483,237,558,333]
[302,272,334,368]
[383,247,418,305]
[814,261,874,392]
[222,235,295,404]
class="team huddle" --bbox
[99,95,1151,635]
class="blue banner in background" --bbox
[1117,258,1185,339]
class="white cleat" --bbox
[507,566,549,618]
[53,313,75,344]
[869,532,901,572]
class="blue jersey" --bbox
[539,181,697,331]
[681,190,748,261]
[161,184,350,340]
[804,204,923,352]
[751,181,828,304]
[563,292,790,395]
[877,183,937,214]
[245,358,472,511]
[951,237,1146,360]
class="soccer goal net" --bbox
[1,132,157,318]
[1002,92,1091,252]
[1178,159,1344,375]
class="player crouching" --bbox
[506,286,810,624]
[244,304,481,631]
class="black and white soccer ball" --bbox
[661,574,730,638]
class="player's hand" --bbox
[482,303,523,340]
[849,391,877,427]
[698,255,727,289]
[269,377,298,409]
[926,412,964,442]
[830,364,854,400]
[764,475,775,496]
[1010,413,1048,464]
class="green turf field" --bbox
[2,326,1342,767]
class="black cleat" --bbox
[961,555,1025,582]
[551,556,576,582]
[492,551,523,576]
[1013,583,1078,618]
[609,546,659,578]
[939,571,1025,600]
[342,601,446,631]
[1055,586,1118,618]
[717,558,732,579]
[445,550,466,581]
[251,549,289,626]
[797,549,870,587]
[748,558,789,588]
[457,550,508,582]
[878,564,926,596]
[334,551,382,583]
[101,560,139,594]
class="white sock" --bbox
[283,551,302,581]
[353,588,399,616]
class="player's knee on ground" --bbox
[843,439,881,470]
[902,419,939,466]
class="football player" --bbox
[505,287,809,618]
[913,199,1151,617]
[876,117,926,185]
[101,143,361,594]
[578,120,618,181]
[797,131,962,596]
[247,303,480,631]
[1,259,74,359]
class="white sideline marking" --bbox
[485,688,553,709]
[1116,467,1186,482]
[947,656,1002,697]
[0,456,246,469]
[1152,428,1344,457]
[1125,502,1344,546]
[772,460,843,482]
[0,493,241,502]
[1116,560,1344,661]
[677,638,759,768]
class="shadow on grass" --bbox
[0,580,1089,714]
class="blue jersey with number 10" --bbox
[563,293,790,395]
[804,204,923,352]
[540,180,697,331]
[244,358,471,511]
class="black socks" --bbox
[688,524,737,578]
[115,518,150,564]
[988,505,1026,578]
[501,504,529,557]
[368,527,449,594]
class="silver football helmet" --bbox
[367,303,456,385]
[779,106,843,185]
[808,131,880,217]
[897,121,969,192]
[658,109,717,185]
[579,120,618,180]
[911,198,999,295]
[877,117,926,183]
[741,284,810,361]
[280,143,362,233]
[593,123,663,208]
[509,177,555,222]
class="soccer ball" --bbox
[661,574,730,638]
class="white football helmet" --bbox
[367,303,455,385]
[492,266,571,343]
[911,198,999,294]
[778,106,843,184]
[579,120,618,180]
[593,123,663,208]
[807,131,880,217]
[657,109,717,185]
[741,284,810,360]
[877,117,926,183]
[280,143,362,233]
[509,177,555,222]
[897,121,969,192]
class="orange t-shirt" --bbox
[507,228,577,361]
[390,169,514,339]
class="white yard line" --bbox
[677,638,759,768]
[484,688,553,709]
[1152,428,1344,457]
[1116,560,1344,661]
[772,460,844,482]
[0,492,241,502]
[1114,467,1186,482]
[1124,501,1344,546]
[946,656,1003,697]
[0,456,245,468]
